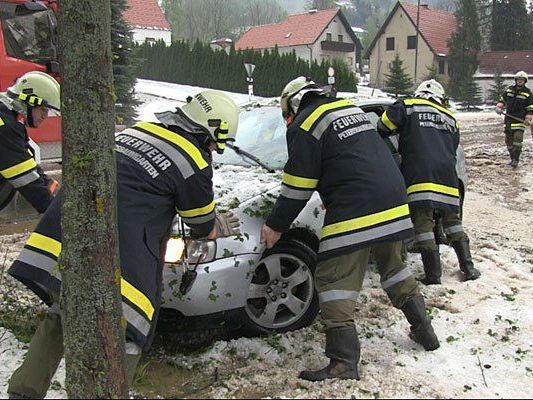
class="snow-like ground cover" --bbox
[1,82,532,398]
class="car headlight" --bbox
[164,238,217,264]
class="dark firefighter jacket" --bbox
[0,103,54,213]
[8,122,216,349]
[500,85,533,130]
[377,98,461,213]
[266,94,413,261]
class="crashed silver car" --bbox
[161,98,468,334]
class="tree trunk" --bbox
[58,0,126,397]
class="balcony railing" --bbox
[320,41,355,52]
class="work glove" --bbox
[215,211,240,237]
[494,106,503,115]
[525,116,533,126]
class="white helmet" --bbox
[281,76,323,119]
[179,90,239,154]
[515,71,528,83]
[8,71,60,111]
[414,79,445,104]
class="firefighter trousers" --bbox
[315,241,419,330]
[410,207,467,251]
[8,305,141,399]
[504,126,525,162]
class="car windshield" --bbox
[214,106,287,170]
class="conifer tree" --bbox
[459,72,483,109]
[491,0,533,51]
[488,69,507,103]
[384,53,413,97]
[111,0,139,125]
[424,63,440,80]
[447,0,481,99]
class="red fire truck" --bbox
[0,0,60,161]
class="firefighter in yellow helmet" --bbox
[7,90,240,398]
[262,77,439,382]
[0,71,60,213]
[495,71,533,168]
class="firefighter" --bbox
[378,79,480,285]
[0,71,60,213]
[7,90,240,399]
[261,77,439,382]
[495,71,533,168]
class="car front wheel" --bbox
[242,240,318,334]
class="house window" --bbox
[338,34,344,42]
[438,60,446,74]
[407,35,417,50]
[326,33,332,41]
[145,37,156,44]
[386,37,395,51]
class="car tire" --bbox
[241,240,319,335]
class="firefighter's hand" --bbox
[525,115,533,126]
[261,224,282,249]
[215,211,240,237]
[495,105,504,115]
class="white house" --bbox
[123,0,172,46]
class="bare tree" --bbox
[58,0,126,397]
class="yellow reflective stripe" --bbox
[407,183,459,197]
[381,111,398,131]
[121,278,154,320]
[0,117,4,127]
[511,123,527,128]
[0,158,37,179]
[26,232,62,258]
[322,204,410,238]
[282,172,319,189]
[404,98,454,118]
[134,122,208,170]
[519,92,530,97]
[178,200,215,218]
[300,99,355,132]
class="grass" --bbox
[0,303,44,343]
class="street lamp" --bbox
[244,62,256,101]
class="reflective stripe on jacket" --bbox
[9,123,216,349]
[266,95,413,261]
[378,98,460,212]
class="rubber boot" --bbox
[419,249,442,285]
[401,294,440,351]
[299,326,360,381]
[450,239,480,281]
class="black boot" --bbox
[401,294,440,351]
[450,239,480,281]
[419,249,442,285]
[299,326,361,381]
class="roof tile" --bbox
[123,0,170,31]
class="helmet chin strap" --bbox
[26,105,36,128]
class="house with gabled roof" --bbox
[123,0,171,46]
[475,51,533,102]
[365,2,456,88]
[235,9,362,72]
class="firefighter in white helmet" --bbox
[7,90,241,398]
[495,71,533,168]
[0,71,60,213]
[378,79,481,285]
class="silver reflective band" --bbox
[125,341,142,355]
[319,289,359,304]
[444,225,463,235]
[123,302,151,336]
[180,211,216,225]
[408,192,460,207]
[119,129,195,178]
[406,105,456,128]
[280,185,314,200]
[311,107,365,140]
[8,170,40,188]
[381,267,413,290]
[18,247,57,272]
[415,232,435,243]
[319,218,413,253]
[388,135,399,151]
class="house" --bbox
[210,38,233,54]
[235,9,362,72]
[365,2,456,88]
[475,51,533,102]
[123,0,172,46]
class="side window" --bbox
[326,33,332,41]
[407,35,417,49]
[438,60,446,74]
[386,37,395,51]
[338,34,343,42]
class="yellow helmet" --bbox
[8,71,60,111]
[280,76,321,119]
[180,90,239,154]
